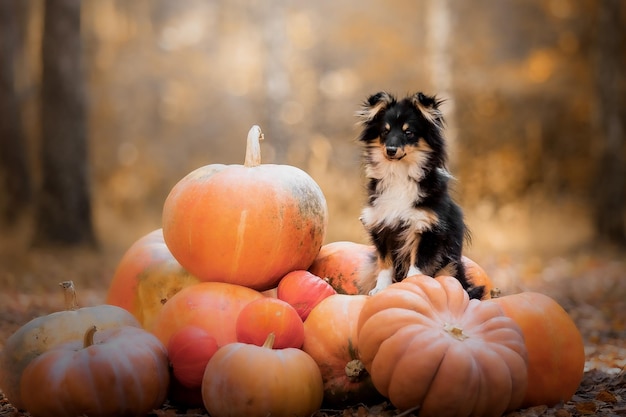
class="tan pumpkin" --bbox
[202,333,324,417]
[0,282,140,410]
[20,326,169,417]
[357,274,528,416]
[302,294,382,406]
[162,126,328,291]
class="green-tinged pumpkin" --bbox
[106,228,200,331]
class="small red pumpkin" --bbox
[106,229,200,330]
[277,270,336,320]
[20,325,169,417]
[236,298,305,349]
[168,326,219,388]
[162,126,328,291]
[308,241,376,295]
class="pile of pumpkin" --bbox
[0,126,585,417]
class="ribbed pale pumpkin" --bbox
[357,275,528,416]
[0,282,140,410]
[20,326,169,417]
[162,126,328,291]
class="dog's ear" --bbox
[356,92,395,125]
[410,92,445,127]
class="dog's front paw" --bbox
[369,269,393,296]
[368,287,382,296]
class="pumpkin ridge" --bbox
[385,326,448,407]
[231,209,248,278]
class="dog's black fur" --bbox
[357,91,484,299]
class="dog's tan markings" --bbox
[435,262,458,278]
[402,123,409,132]
[356,92,394,125]
[410,94,444,129]
[384,123,391,132]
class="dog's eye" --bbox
[405,130,414,139]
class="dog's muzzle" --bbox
[385,146,405,160]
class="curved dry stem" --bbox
[59,280,79,310]
[244,125,264,167]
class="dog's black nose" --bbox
[386,146,398,157]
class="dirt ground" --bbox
[0,219,625,416]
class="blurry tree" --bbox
[592,0,625,245]
[0,0,32,223]
[33,0,96,246]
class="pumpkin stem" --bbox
[262,332,276,349]
[59,281,79,311]
[443,323,469,341]
[345,359,368,382]
[83,325,98,348]
[244,125,264,167]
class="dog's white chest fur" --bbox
[360,154,434,231]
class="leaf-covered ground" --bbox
[1,245,625,417]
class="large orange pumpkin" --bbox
[357,275,528,416]
[308,241,375,295]
[302,294,382,406]
[162,126,328,291]
[106,229,200,331]
[150,282,264,348]
[489,292,585,407]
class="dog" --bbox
[356,91,484,299]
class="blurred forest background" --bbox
[0,0,625,293]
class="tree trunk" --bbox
[33,0,95,246]
[0,0,32,223]
[592,0,625,246]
